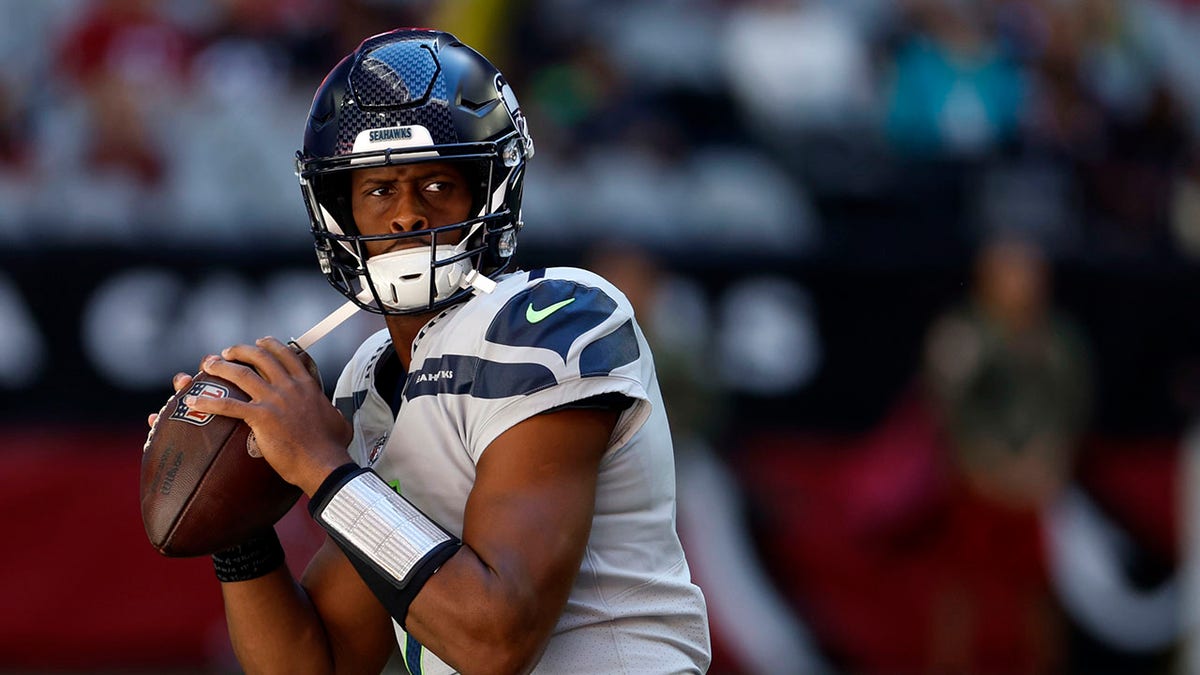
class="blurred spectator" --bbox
[1136,0,1200,133]
[160,0,323,240]
[921,235,1094,673]
[1018,0,1190,258]
[524,39,632,154]
[1081,82,1191,257]
[722,0,879,137]
[36,0,193,240]
[0,82,30,169]
[54,0,190,186]
[925,235,1092,507]
[1014,0,1109,158]
[0,80,35,234]
[884,0,1029,158]
[600,0,724,93]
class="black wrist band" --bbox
[212,529,285,583]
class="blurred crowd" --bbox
[2,0,1200,260]
[2,0,1200,673]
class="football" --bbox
[139,348,319,557]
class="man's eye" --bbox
[426,181,449,193]
[369,186,391,197]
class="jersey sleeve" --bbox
[331,328,394,467]
[404,274,654,463]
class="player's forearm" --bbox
[403,546,563,675]
[307,466,567,674]
[220,567,335,675]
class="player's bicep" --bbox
[465,406,616,604]
[301,536,397,674]
[394,407,619,671]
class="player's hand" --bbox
[147,372,195,428]
[180,336,354,495]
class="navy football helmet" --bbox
[297,29,534,315]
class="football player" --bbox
[157,29,711,674]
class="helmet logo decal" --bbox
[361,55,412,100]
[369,127,412,142]
[352,125,437,159]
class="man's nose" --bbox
[389,191,428,233]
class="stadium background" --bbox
[1,0,1199,672]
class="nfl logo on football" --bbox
[170,382,229,426]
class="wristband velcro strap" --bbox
[309,463,460,626]
[212,529,285,583]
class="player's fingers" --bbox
[173,372,193,393]
[226,341,297,384]
[218,342,291,387]
[182,388,253,421]
[255,336,314,382]
[200,353,273,399]
[216,344,275,378]
[149,379,184,429]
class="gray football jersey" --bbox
[332,267,711,674]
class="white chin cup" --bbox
[364,246,473,310]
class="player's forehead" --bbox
[350,161,469,185]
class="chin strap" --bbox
[292,263,498,352]
[461,268,497,295]
[292,288,374,351]
[455,221,499,296]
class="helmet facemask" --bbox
[298,136,525,315]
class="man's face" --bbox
[349,161,475,257]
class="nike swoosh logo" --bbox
[526,298,575,323]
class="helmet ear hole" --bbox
[315,172,357,236]
[463,160,490,218]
